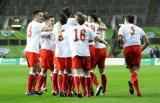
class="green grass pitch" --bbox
[0,65,160,103]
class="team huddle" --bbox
[24,7,149,98]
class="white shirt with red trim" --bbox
[67,25,97,57]
[95,28,106,48]
[84,22,99,45]
[40,27,54,51]
[54,24,72,57]
[25,20,43,53]
[118,24,145,47]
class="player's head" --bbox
[58,13,68,25]
[88,14,98,23]
[43,11,49,21]
[62,7,71,18]
[75,12,85,25]
[125,15,134,24]
[44,16,54,26]
[33,10,43,22]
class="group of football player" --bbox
[24,7,149,97]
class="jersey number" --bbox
[131,26,135,36]
[91,25,95,32]
[74,29,86,42]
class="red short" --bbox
[40,49,54,69]
[54,57,72,70]
[72,56,91,70]
[25,51,39,68]
[94,48,107,68]
[124,45,141,69]
[89,45,95,68]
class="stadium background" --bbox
[0,0,160,103]
[0,0,160,59]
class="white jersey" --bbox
[67,18,78,26]
[95,28,106,48]
[40,26,54,51]
[67,25,97,57]
[118,24,145,47]
[84,22,99,45]
[54,24,71,57]
[25,20,43,53]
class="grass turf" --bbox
[0,65,160,103]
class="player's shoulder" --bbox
[67,18,78,26]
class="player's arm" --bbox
[141,35,149,52]
[95,36,108,46]
[41,34,51,39]
[42,26,53,31]
[99,22,107,30]
[117,35,124,49]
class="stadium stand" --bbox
[0,0,160,28]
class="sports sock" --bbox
[67,74,72,94]
[51,73,58,93]
[130,71,140,94]
[31,73,38,91]
[80,76,86,94]
[101,73,107,93]
[37,74,44,92]
[63,73,68,93]
[90,72,100,88]
[42,74,47,89]
[85,76,92,97]
[74,76,81,94]
[57,74,64,93]
[27,74,35,93]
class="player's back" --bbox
[118,24,145,47]
[68,25,96,57]
[54,24,71,57]
[25,20,43,53]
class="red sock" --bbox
[27,74,35,93]
[31,74,38,91]
[57,74,64,93]
[130,72,140,94]
[63,73,68,93]
[90,72,100,88]
[71,76,75,92]
[101,74,107,93]
[85,77,92,97]
[130,71,138,84]
[42,75,47,89]
[80,76,86,94]
[74,76,81,94]
[37,75,44,92]
[51,73,58,93]
[67,75,72,94]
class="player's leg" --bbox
[72,56,83,97]
[80,71,86,96]
[41,70,47,91]
[51,69,58,96]
[72,68,82,97]
[125,46,141,96]
[84,70,92,97]
[26,67,36,95]
[25,52,39,95]
[89,45,100,95]
[57,70,65,96]
[95,48,107,96]
[36,68,47,95]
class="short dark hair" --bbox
[58,13,67,25]
[75,12,85,25]
[33,10,42,16]
[44,16,53,21]
[89,14,98,23]
[125,15,134,24]
[62,7,70,18]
